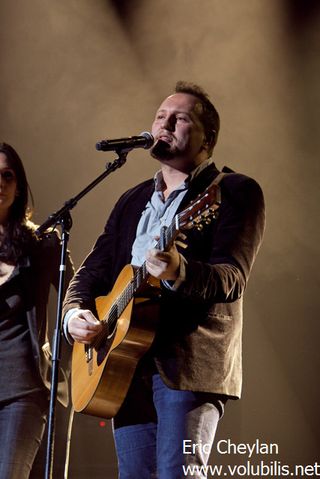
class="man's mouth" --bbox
[157,133,173,143]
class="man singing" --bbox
[63,81,265,478]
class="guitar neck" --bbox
[113,219,178,320]
[134,218,178,289]
[107,180,221,323]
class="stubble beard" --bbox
[150,140,176,161]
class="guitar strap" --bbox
[211,171,227,186]
[207,171,228,207]
[205,168,232,208]
[210,164,235,193]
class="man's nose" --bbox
[161,115,176,131]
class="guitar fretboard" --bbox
[106,218,179,332]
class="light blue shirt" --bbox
[131,158,213,267]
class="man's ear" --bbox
[201,138,210,152]
[202,130,217,151]
[210,129,217,147]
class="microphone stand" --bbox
[36,151,129,479]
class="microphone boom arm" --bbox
[35,151,128,236]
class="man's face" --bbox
[151,93,208,168]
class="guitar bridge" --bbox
[85,345,93,376]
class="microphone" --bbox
[96,131,154,152]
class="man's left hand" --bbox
[146,243,181,281]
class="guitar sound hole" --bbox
[107,303,118,337]
[95,304,119,366]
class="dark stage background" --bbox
[1,0,319,477]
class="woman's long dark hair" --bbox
[0,142,36,262]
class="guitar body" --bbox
[71,264,160,418]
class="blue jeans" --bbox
[113,373,223,479]
[0,394,48,479]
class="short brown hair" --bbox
[175,81,220,154]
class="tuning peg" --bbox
[175,240,188,249]
[177,232,187,240]
[208,208,217,218]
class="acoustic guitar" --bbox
[71,181,222,418]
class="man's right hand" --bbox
[68,309,103,344]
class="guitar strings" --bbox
[90,217,180,351]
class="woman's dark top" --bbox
[0,257,45,402]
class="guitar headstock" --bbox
[177,183,221,231]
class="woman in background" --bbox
[0,142,73,479]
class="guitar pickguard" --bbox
[96,325,117,366]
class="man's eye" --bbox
[177,116,188,122]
